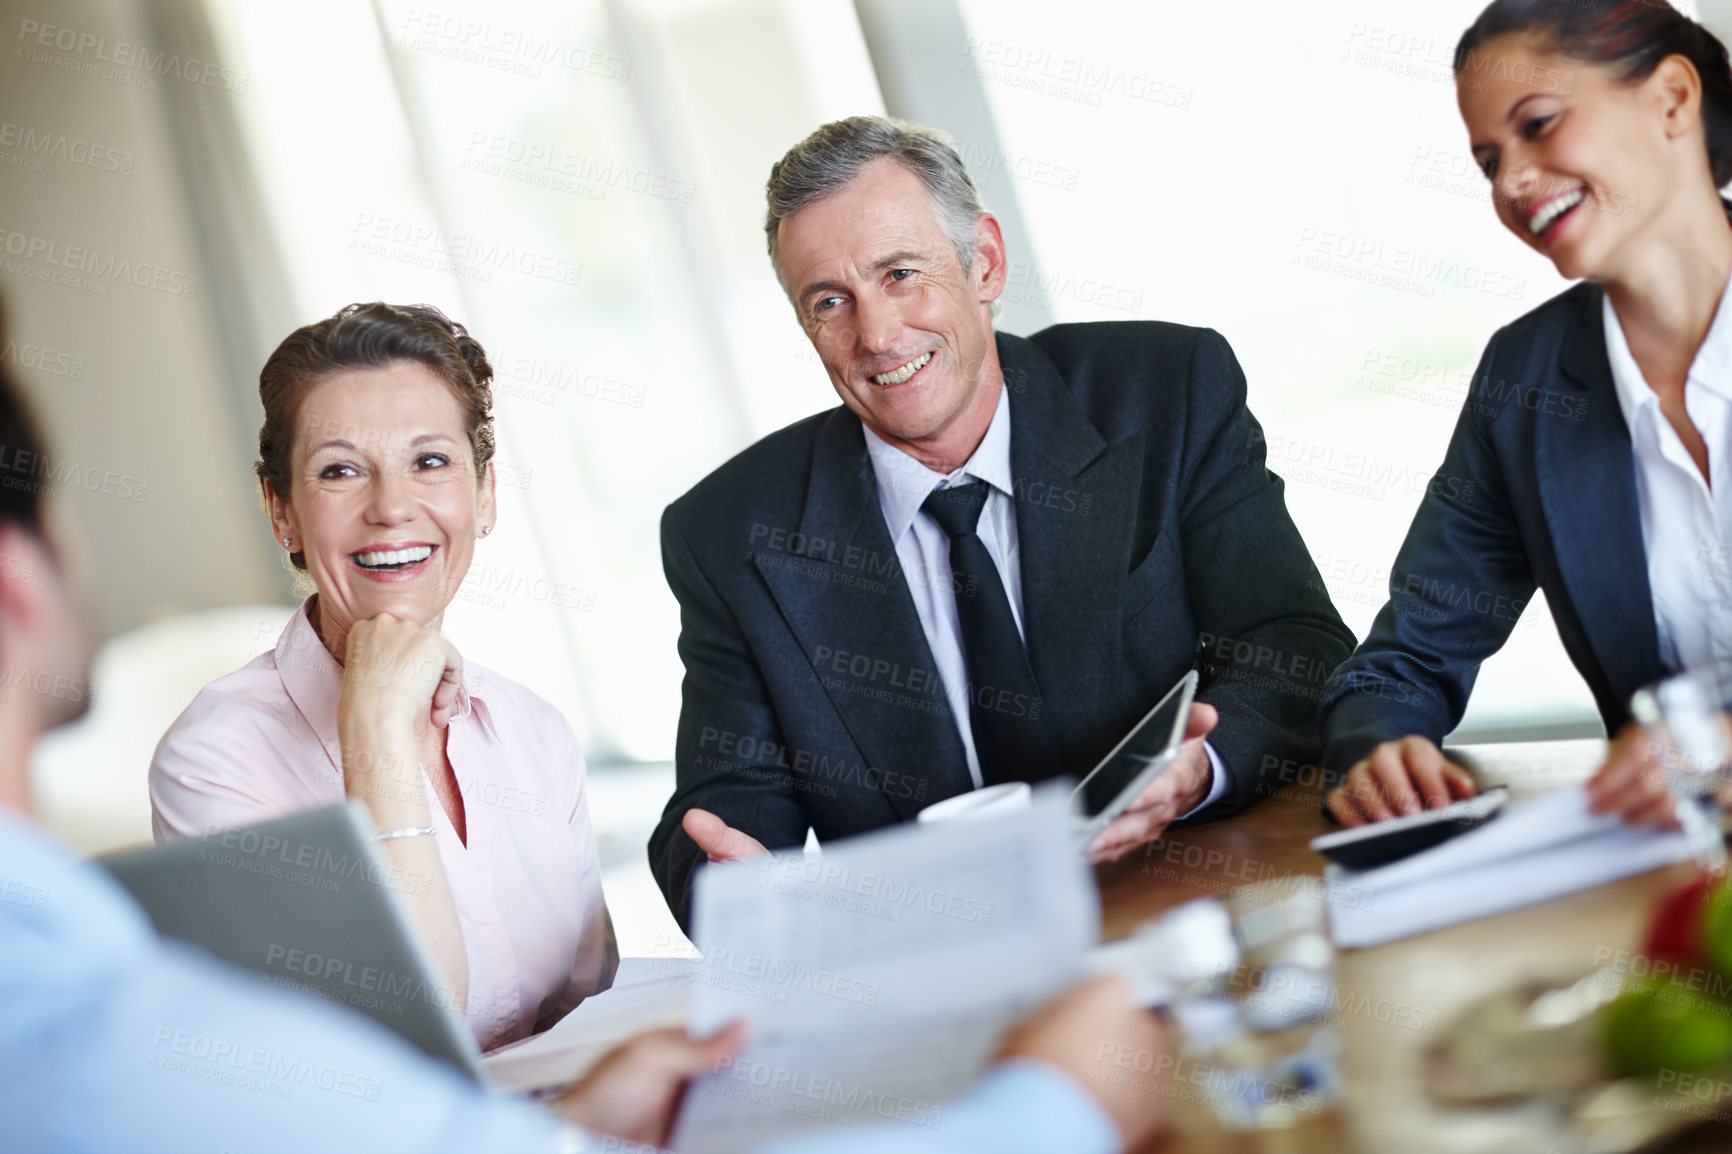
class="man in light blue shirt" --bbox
[0,323,1166,1151]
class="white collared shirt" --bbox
[862,385,1225,809]
[1604,279,1732,673]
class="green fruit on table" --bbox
[1699,878,1732,976]
[1602,976,1732,1077]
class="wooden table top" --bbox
[1096,741,1724,1154]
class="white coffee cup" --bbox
[916,781,1033,825]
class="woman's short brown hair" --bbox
[256,302,495,570]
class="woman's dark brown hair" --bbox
[1456,0,1732,187]
[256,302,495,570]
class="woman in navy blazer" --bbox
[1322,0,1732,827]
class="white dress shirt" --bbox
[1604,282,1732,673]
[861,384,1226,810]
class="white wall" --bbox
[0,0,284,636]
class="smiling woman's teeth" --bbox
[354,545,433,571]
[872,351,932,386]
[1530,188,1586,235]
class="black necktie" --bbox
[921,481,1060,785]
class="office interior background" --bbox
[8,0,1729,954]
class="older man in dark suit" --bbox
[649,116,1352,927]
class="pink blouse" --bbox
[148,598,618,1051]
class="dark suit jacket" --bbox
[1320,282,1665,788]
[651,323,1355,927]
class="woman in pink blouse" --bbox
[149,302,617,1052]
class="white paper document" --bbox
[1327,785,1720,949]
[670,785,1097,1154]
[482,957,699,1094]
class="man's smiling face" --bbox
[776,158,1006,463]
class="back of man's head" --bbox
[0,302,93,763]
[0,305,48,541]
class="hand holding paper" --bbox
[673,785,1098,1154]
[554,1021,747,1149]
[995,974,1170,1150]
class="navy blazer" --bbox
[1320,281,1666,786]
[651,323,1354,927]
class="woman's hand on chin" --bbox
[333,611,472,1020]
[339,613,465,731]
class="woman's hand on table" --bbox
[1325,736,1476,826]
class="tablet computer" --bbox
[99,802,486,1082]
[1308,788,1509,871]
[1071,670,1198,842]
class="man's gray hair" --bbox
[765,116,988,289]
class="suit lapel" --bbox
[1000,334,1143,775]
[1538,284,1665,702]
[752,408,972,818]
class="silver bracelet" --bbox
[374,825,435,841]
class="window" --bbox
[954,0,1606,738]
[206,0,885,761]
